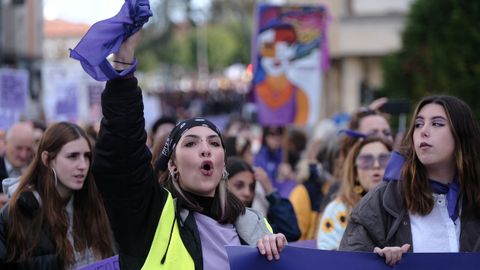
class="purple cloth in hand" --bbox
[69,0,152,81]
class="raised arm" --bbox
[92,32,167,266]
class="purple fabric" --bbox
[69,0,152,81]
[383,150,404,181]
[254,146,283,184]
[289,239,317,249]
[383,151,460,222]
[275,179,297,199]
[255,87,296,125]
[77,255,119,270]
[337,129,367,140]
[429,179,460,221]
[194,212,241,270]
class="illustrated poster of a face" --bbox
[252,5,329,126]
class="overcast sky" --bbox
[43,0,210,25]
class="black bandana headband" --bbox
[154,117,225,172]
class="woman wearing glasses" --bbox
[317,137,392,250]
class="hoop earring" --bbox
[353,183,364,195]
[52,168,58,187]
[170,170,178,182]
[222,169,229,181]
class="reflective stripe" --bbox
[142,192,194,270]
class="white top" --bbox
[317,199,348,250]
[410,193,460,252]
[65,196,96,269]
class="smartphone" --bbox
[380,100,410,115]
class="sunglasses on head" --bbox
[266,131,282,136]
[365,130,392,139]
[356,153,391,170]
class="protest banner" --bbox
[0,68,29,130]
[76,255,119,270]
[226,245,480,270]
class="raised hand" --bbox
[113,31,141,70]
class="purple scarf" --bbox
[383,150,460,221]
[69,0,152,81]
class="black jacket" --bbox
[92,77,182,270]
[0,157,9,192]
[93,77,274,270]
[265,191,301,242]
[0,191,63,269]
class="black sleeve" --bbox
[266,191,301,242]
[92,77,168,267]
[0,206,8,265]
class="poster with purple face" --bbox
[252,4,329,127]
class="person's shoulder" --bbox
[13,190,41,218]
[353,182,392,215]
[326,199,348,212]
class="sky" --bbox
[44,0,130,24]
[43,0,209,25]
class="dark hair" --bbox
[7,122,113,266]
[151,116,177,135]
[160,130,245,224]
[224,137,252,160]
[261,126,285,149]
[401,96,480,217]
[226,156,254,178]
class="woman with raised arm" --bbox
[0,122,114,269]
[93,32,286,270]
[339,96,480,266]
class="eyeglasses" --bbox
[356,153,391,170]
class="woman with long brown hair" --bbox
[0,122,114,269]
[339,96,480,266]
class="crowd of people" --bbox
[0,31,479,270]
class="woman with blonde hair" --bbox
[317,137,392,250]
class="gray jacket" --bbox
[339,181,480,252]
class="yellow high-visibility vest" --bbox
[142,192,194,270]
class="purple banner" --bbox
[0,68,28,109]
[76,255,119,270]
[252,4,328,126]
[55,81,79,122]
[226,246,480,270]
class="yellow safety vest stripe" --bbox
[142,192,195,270]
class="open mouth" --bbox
[200,161,214,176]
